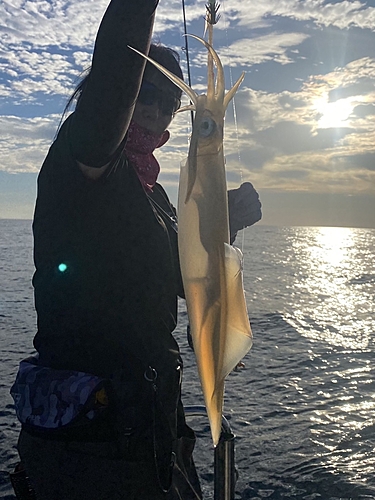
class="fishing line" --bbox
[181,0,194,128]
[221,0,246,255]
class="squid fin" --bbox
[221,243,252,380]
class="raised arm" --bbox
[69,0,158,168]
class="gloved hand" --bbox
[228,182,262,242]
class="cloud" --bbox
[0,114,58,173]
[255,148,375,194]
[233,56,375,130]
[217,54,375,195]
[0,0,109,103]
[229,0,375,32]
[0,0,107,46]
[352,103,375,118]
[0,46,90,103]
[217,32,310,67]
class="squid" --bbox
[129,4,252,446]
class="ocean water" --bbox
[0,220,374,499]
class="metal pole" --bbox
[184,405,237,500]
[214,430,236,500]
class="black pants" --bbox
[17,426,202,500]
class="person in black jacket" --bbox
[11,0,261,498]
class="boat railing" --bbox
[184,405,236,500]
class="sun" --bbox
[314,96,354,129]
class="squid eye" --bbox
[199,117,216,137]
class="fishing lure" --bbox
[130,1,252,446]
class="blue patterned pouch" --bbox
[10,356,110,432]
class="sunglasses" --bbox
[138,81,181,116]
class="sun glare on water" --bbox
[286,227,374,350]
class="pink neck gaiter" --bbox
[124,120,170,192]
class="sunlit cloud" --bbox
[314,96,360,129]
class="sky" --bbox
[0,0,374,228]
